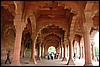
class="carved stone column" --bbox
[41,45,44,59]
[62,44,67,61]
[91,42,96,61]
[30,34,37,64]
[79,41,82,59]
[60,45,63,59]
[20,42,25,58]
[12,21,26,66]
[67,40,75,65]
[37,44,42,60]
[82,46,84,58]
[56,46,60,59]
[83,23,93,66]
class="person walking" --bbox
[5,50,11,64]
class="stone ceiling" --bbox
[1,1,99,48]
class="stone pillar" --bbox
[67,45,69,58]
[67,40,75,65]
[37,44,42,60]
[30,35,37,64]
[91,43,96,60]
[82,46,84,58]
[56,46,60,59]
[83,23,93,66]
[62,44,67,61]
[44,46,48,56]
[60,45,63,59]
[58,46,60,59]
[79,41,82,59]
[41,45,44,59]
[20,43,25,58]
[12,21,26,66]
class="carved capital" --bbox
[14,21,26,31]
[83,22,91,32]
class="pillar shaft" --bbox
[56,46,60,59]
[42,45,44,59]
[12,22,25,66]
[37,44,42,60]
[62,44,67,61]
[91,44,95,60]
[60,46,63,59]
[67,40,75,65]
[21,43,25,58]
[79,41,81,59]
[83,24,93,66]
[82,46,84,58]
[66,45,68,57]
[30,35,37,64]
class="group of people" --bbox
[48,53,54,60]
[48,53,59,60]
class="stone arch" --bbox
[44,39,60,46]
[42,33,62,41]
[1,1,16,15]
[64,1,86,15]
[4,26,15,37]
[42,33,61,44]
[28,13,37,47]
[92,10,99,30]
[70,15,79,39]
[14,1,24,15]
[92,10,99,18]
[37,23,66,36]
[2,27,15,48]
[28,13,36,34]
[37,24,66,39]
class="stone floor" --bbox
[1,58,99,66]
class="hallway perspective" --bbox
[1,58,99,66]
[1,1,99,66]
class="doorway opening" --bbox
[48,46,56,54]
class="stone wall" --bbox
[1,29,15,64]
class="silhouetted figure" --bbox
[48,54,50,60]
[5,50,11,64]
[50,53,54,60]
[73,53,76,61]
[56,53,59,59]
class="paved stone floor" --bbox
[1,58,99,66]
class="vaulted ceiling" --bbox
[1,1,99,49]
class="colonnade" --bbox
[11,14,96,66]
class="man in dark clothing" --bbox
[5,50,11,64]
[48,54,50,60]
[73,53,76,61]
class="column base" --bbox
[41,56,44,59]
[37,57,42,60]
[11,60,21,66]
[67,58,75,65]
[59,56,62,59]
[84,63,93,66]
[62,57,67,61]
[29,58,37,64]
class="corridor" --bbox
[1,58,99,66]
[1,1,99,66]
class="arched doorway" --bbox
[48,46,56,60]
[48,46,56,54]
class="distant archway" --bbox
[48,46,56,54]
